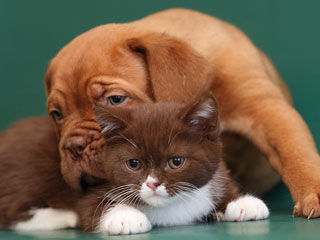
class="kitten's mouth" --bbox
[143,195,169,207]
[140,191,174,207]
[140,178,172,206]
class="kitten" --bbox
[76,94,269,235]
[2,94,268,234]
[0,116,79,230]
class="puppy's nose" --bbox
[66,136,87,160]
[147,182,161,191]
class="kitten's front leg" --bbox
[218,195,269,222]
[98,204,152,235]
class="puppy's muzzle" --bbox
[62,120,103,161]
[65,136,87,160]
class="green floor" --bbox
[1,211,319,240]
[1,183,319,240]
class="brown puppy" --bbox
[45,9,320,218]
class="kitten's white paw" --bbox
[98,204,152,235]
[223,195,269,222]
[12,208,78,231]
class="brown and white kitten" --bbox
[75,94,269,235]
[5,94,268,234]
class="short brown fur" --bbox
[77,95,239,231]
[5,9,320,218]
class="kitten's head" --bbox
[95,94,221,207]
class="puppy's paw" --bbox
[223,195,269,222]
[98,204,152,235]
[12,208,78,231]
[293,193,320,219]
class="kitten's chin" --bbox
[142,195,172,207]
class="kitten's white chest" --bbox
[139,182,216,226]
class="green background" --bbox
[1,0,320,239]
[1,0,320,140]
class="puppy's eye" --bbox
[108,96,127,105]
[50,110,63,122]
[126,159,142,170]
[167,157,185,169]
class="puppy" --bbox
[44,9,320,218]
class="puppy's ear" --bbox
[127,33,213,103]
[181,93,219,140]
[94,105,131,138]
[44,63,53,96]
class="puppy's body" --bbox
[1,8,318,218]
[137,9,287,194]
[46,8,319,217]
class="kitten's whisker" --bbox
[132,194,141,207]
[177,182,197,187]
[173,186,195,192]
[136,195,143,207]
[96,190,140,230]
[104,189,136,210]
[175,182,198,189]
[179,188,215,211]
[126,194,137,207]
[171,184,196,194]
[127,193,141,208]
[179,190,216,220]
[99,185,134,202]
[104,189,138,211]
[96,191,137,232]
[173,183,217,222]
[93,185,138,229]
[99,191,138,227]
[171,189,194,220]
[168,131,183,147]
[177,181,217,211]
[127,191,140,207]
[92,184,135,220]
[102,185,138,203]
[105,184,136,192]
[115,134,139,149]
[167,121,178,146]
[115,192,137,207]
[92,190,119,230]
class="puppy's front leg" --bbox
[222,92,320,219]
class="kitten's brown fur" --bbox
[0,117,79,228]
[0,95,239,232]
[76,94,239,231]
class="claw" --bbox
[293,202,301,217]
[236,209,244,222]
[307,208,315,220]
[292,207,298,217]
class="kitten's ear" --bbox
[94,106,131,137]
[182,93,219,140]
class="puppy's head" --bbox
[45,25,213,191]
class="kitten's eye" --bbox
[108,95,127,105]
[50,109,63,122]
[126,159,142,170]
[167,157,185,169]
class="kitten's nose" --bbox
[147,182,161,191]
